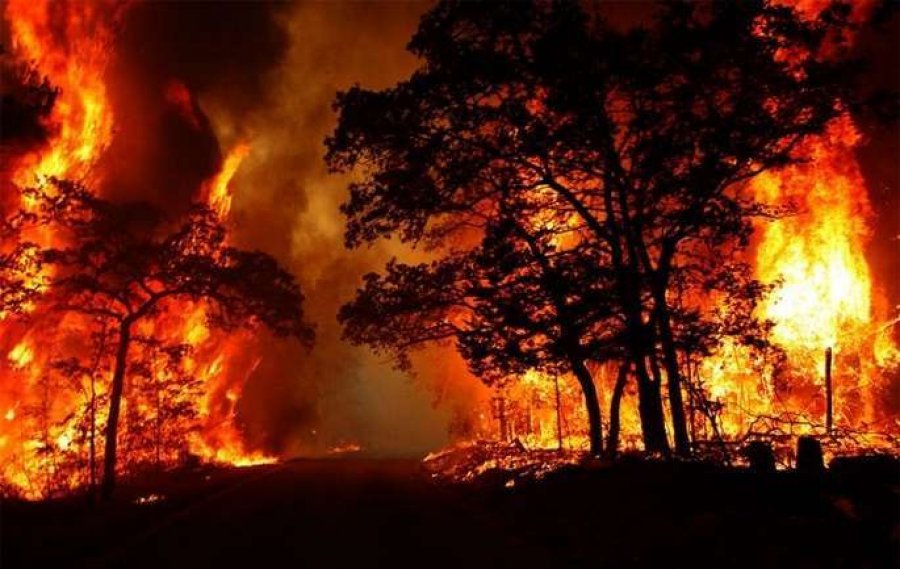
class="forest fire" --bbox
[0,0,897,502]
[1,2,898,569]
[694,114,899,443]
[441,114,900,468]
[6,1,115,190]
[1,0,281,499]
[429,5,900,468]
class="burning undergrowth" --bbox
[423,440,586,486]
[423,436,900,490]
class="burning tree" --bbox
[1,0,319,499]
[0,221,39,318]
[1,59,56,318]
[341,213,625,455]
[328,1,860,455]
[8,180,313,498]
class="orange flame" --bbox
[469,19,899,457]
[204,143,251,218]
[6,0,117,192]
[1,1,273,499]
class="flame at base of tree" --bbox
[0,302,278,499]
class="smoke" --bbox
[97,2,288,211]
[98,0,487,457]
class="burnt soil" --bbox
[1,456,897,569]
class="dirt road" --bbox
[4,457,895,569]
[88,458,550,569]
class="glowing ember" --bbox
[133,493,165,505]
[326,443,363,455]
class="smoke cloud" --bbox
[99,1,489,457]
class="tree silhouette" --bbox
[0,60,58,152]
[328,0,853,455]
[19,180,313,498]
[341,208,625,455]
[459,218,622,454]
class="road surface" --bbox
[85,458,553,569]
[5,456,894,569]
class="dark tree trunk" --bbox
[653,299,691,456]
[548,180,668,457]
[686,357,697,442]
[509,219,602,455]
[89,373,96,497]
[553,373,563,451]
[88,330,107,501]
[101,320,131,500]
[620,288,670,455]
[606,361,629,457]
[824,347,833,434]
[617,260,671,456]
[571,358,603,456]
[634,356,670,455]
[627,212,689,456]
[155,387,162,470]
